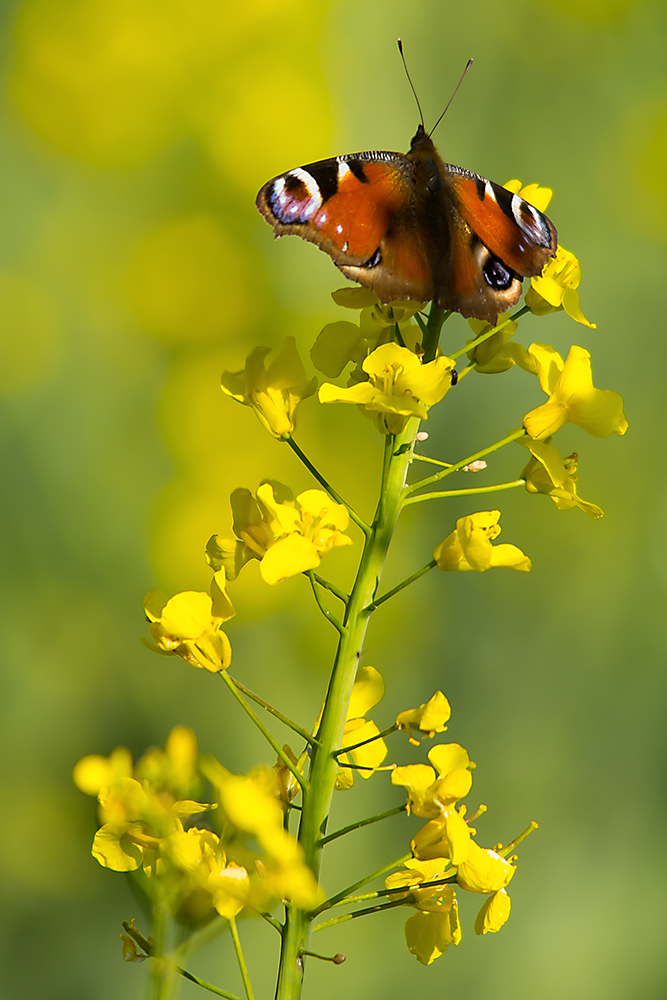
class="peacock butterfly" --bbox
[256,123,557,326]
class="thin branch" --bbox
[284,435,371,536]
[336,761,396,771]
[307,572,345,634]
[311,573,348,605]
[404,479,525,506]
[311,852,412,916]
[319,803,406,846]
[219,673,308,794]
[335,724,398,756]
[258,911,284,934]
[229,917,254,1000]
[122,922,244,1000]
[449,304,530,362]
[227,674,319,746]
[313,896,409,933]
[313,870,460,932]
[412,454,453,468]
[406,428,527,496]
[175,965,246,1000]
[364,560,437,612]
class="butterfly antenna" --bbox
[429,58,473,137]
[397,38,425,130]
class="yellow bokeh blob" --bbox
[10,0,331,172]
[0,273,61,393]
[127,214,253,345]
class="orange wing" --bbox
[256,153,433,303]
[444,168,557,277]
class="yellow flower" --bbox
[526,245,596,328]
[396,691,451,746]
[221,338,317,438]
[160,827,250,922]
[517,437,603,519]
[391,742,475,818]
[204,760,323,909]
[474,888,512,935]
[456,841,515,893]
[503,179,553,213]
[143,571,235,672]
[385,858,461,965]
[207,482,352,585]
[73,732,214,875]
[466,316,535,374]
[333,666,388,790]
[135,726,202,800]
[311,288,423,378]
[433,510,531,573]
[319,342,455,435]
[522,344,628,440]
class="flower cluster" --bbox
[73,727,323,927]
[389,733,526,965]
[206,481,352,585]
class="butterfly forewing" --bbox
[445,169,557,277]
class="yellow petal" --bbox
[489,544,531,572]
[347,721,388,776]
[260,534,320,585]
[92,824,142,872]
[348,665,385,718]
[160,592,214,640]
[456,841,515,893]
[474,888,511,935]
[391,763,438,817]
[405,909,458,965]
[527,343,565,395]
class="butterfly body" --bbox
[256,125,557,324]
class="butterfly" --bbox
[256,124,557,325]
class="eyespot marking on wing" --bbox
[267,167,323,223]
[510,194,552,247]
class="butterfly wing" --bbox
[256,152,433,303]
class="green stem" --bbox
[404,479,525,506]
[274,305,449,1000]
[422,306,450,362]
[307,572,344,633]
[219,673,308,794]
[318,804,406,846]
[311,852,412,917]
[229,917,255,1000]
[227,674,318,746]
[364,560,437,612]
[406,428,527,495]
[284,435,371,536]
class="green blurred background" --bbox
[1,0,665,996]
